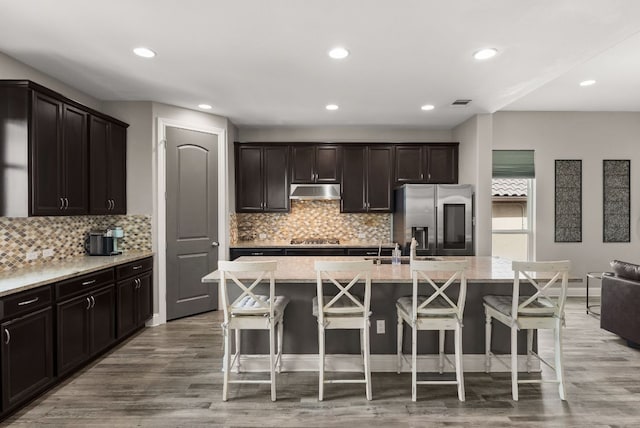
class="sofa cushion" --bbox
[610,260,640,281]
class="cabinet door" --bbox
[291,145,315,183]
[136,272,153,327]
[31,92,63,215]
[89,116,110,214]
[1,308,54,412]
[109,123,127,214]
[263,146,289,212]
[395,145,425,184]
[236,146,264,212]
[117,278,137,338]
[90,285,116,356]
[56,295,91,376]
[367,146,393,212]
[61,104,88,214]
[426,145,458,184]
[341,146,367,212]
[315,145,340,183]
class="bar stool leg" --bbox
[396,314,403,374]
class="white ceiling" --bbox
[2,0,640,128]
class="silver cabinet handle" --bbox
[111,199,115,210]
[91,295,96,308]
[428,173,431,180]
[18,297,39,306]
[132,265,143,270]
[250,252,264,256]
[65,197,69,209]
[82,279,96,286]
[420,173,424,180]
[211,241,219,247]
[4,329,10,345]
[86,297,91,310]
[60,197,64,210]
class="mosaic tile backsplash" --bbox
[0,215,152,272]
[232,200,391,243]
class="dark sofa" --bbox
[601,260,640,347]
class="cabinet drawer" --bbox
[0,286,52,321]
[347,248,393,256]
[56,269,114,300]
[116,257,153,280]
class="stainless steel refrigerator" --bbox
[393,184,474,256]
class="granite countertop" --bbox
[0,251,155,297]
[203,255,582,284]
[231,240,397,248]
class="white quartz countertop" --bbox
[0,251,154,297]
[203,255,577,284]
[231,240,397,248]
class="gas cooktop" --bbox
[290,238,340,245]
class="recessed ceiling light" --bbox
[133,47,156,58]
[421,104,435,111]
[473,48,498,60]
[328,47,349,59]
[325,104,339,111]
[579,79,596,87]
[198,104,212,110]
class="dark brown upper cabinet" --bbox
[0,80,127,217]
[341,145,393,213]
[394,143,459,185]
[291,144,341,183]
[89,116,127,214]
[235,144,289,213]
[31,92,89,215]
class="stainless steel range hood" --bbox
[290,184,341,200]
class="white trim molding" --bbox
[155,117,228,325]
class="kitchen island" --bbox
[202,256,569,372]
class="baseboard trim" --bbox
[233,354,540,373]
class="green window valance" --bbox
[492,150,535,178]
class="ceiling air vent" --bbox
[451,99,472,107]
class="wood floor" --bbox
[3,299,639,427]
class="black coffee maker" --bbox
[86,230,114,256]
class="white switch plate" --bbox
[26,251,39,261]
[259,233,267,239]
[42,248,54,257]
[376,319,385,334]
[357,233,366,239]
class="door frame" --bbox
[155,117,228,325]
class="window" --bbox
[491,178,533,261]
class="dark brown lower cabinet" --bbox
[56,284,116,376]
[1,307,54,412]
[117,271,153,338]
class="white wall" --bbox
[452,115,492,256]
[493,111,640,278]
[0,51,102,110]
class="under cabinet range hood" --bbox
[289,184,341,200]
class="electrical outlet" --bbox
[357,233,366,239]
[26,251,39,261]
[259,233,267,239]
[42,248,54,258]
[376,319,385,334]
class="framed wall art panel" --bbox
[554,160,582,243]
[603,159,630,243]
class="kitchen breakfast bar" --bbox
[202,256,560,373]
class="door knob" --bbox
[211,241,220,247]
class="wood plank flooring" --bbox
[3,299,640,427]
